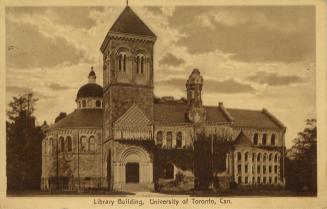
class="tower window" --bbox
[118,52,127,72]
[136,54,145,74]
[262,133,267,145]
[271,134,276,145]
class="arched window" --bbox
[262,133,267,145]
[252,153,256,162]
[156,131,163,146]
[263,153,267,162]
[82,100,86,108]
[164,163,174,179]
[253,133,258,145]
[176,132,182,148]
[80,136,87,152]
[237,152,242,161]
[274,154,278,162]
[59,136,65,152]
[96,100,101,107]
[166,132,172,149]
[274,176,278,184]
[269,153,273,161]
[136,54,145,74]
[244,152,248,161]
[271,134,276,145]
[257,153,261,161]
[89,136,95,152]
[118,52,127,72]
[52,138,55,154]
[67,136,72,152]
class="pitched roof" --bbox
[109,6,156,37]
[114,104,151,127]
[233,131,253,147]
[227,108,281,129]
[154,103,189,124]
[205,106,231,123]
[50,109,103,129]
[153,104,230,124]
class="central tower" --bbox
[100,6,156,140]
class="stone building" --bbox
[41,6,286,192]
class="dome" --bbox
[77,83,103,99]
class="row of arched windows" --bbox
[237,152,280,163]
[118,52,146,74]
[253,133,277,145]
[45,135,97,154]
[156,131,183,149]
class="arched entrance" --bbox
[113,145,154,191]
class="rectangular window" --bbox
[238,165,241,174]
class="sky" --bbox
[5,5,316,148]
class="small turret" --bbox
[186,68,203,107]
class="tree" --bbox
[6,93,43,192]
[285,119,317,194]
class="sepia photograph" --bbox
[1,0,327,208]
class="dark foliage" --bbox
[6,93,44,192]
[285,119,316,194]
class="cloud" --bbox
[6,85,33,94]
[48,83,71,90]
[204,78,255,93]
[156,77,255,94]
[159,53,185,67]
[169,6,315,63]
[6,19,86,69]
[6,7,104,29]
[247,71,304,86]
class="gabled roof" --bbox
[50,109,103,129]
[233,131,253,147]
[114,104,151,127]
[109,6,156,37]
[227,108,282,129]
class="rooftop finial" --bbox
[126,0,128,6]
[88,66,96,83]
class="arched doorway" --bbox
[113,145,153,191]
[126,162,139,183]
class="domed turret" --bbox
[76,67,103,109]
